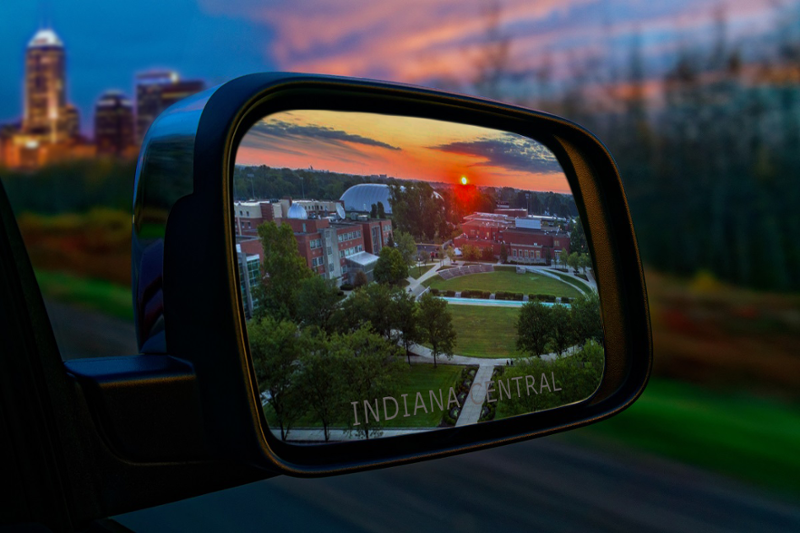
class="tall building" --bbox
[94,91,134,156]
[135,71,205,143]
[23,28,75,143]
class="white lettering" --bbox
[526,375,537,395]
[401,393,411,417]
[552,372,562,392]
[351,401,360,426]
[511,376,523,397]
[498,378,511,401]
[429,389,444,412]
[447,387,459,409]
[383,396,399,420]
[540,373,552,393]
[414,392,428,415]
[364,399,380,423]
[486,381,497,403]
[470,383,484,405]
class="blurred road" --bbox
[45,299,800,532]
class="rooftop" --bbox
[28,29,63,48]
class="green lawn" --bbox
[265,363,464,431]
[410,263,437,280]
[423,270,581,299]
[34,270,134,321]
[564,379,800,495]
[444,304,521,358]
[390,364,464,427]
[548,269,592,293]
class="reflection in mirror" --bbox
[233,111,603,444]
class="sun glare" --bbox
[460,176,468,185]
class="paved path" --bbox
[455,365,495,426]
[405,259,450,297]
[407,342,564,365]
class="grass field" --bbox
[34,269,134,321]
[549,269,592,293]
[444,304,521,358]
[564,378,800,495]
[390,364,464,427]
[265,363,464,431]
[423,270,581,298]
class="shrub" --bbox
[340,283,354,291]
[561,297,573,304]
[430,288,440,296]
[514,293,524,301]
[445,290,456,297]
[530,294,555,302]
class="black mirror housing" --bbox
[132,73,652,476]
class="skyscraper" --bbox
[23,28,74,143]
[135,71,205,143]
[94,91,134,156]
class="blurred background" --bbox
[1,0,799,530]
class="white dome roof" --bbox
[287,203,308,219]
[28,29,64,48]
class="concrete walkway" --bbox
[405,258,452,297]
[455,365,495,426]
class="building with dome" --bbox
[340,183,395,215]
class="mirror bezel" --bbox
[158,73,651,476]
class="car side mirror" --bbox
[129,73,651,476]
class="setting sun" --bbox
[460,176,468,185]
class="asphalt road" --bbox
[44,299,800,532]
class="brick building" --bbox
[453,212,569,265]
[234,198,393,287]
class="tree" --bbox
[516,300,552,357]
[297,333,347,442]
[254,221,314,321]
[462,244,480,261]
[376,201,386,219]
[392,289,420,364]
[481,246,495,261]
[570,291,603,344]
[353,270,368,289]
[389,181,442,241]
[374,246,408,285]
[544,247,552,266]
[386,232,395,248]
[567,252,580,273]
[295,276,343,333]
[578,253,591,274]
[569,217,587,256]
[500,243,508,263]
[394,230,417,267]
[444,244,456,264]
[339,326,406,440]
[370,203,378,218]
[417,292,457,368]
[547,304,573,356]
[558,252,568,271]
[248,316,304,441]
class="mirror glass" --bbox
[233,110,603,443]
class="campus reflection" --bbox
[233,110,603,443]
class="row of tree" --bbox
[457,2,800,291]
[516,292,602,357]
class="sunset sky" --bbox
[0,0,787,130]
[236,110,570,193]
